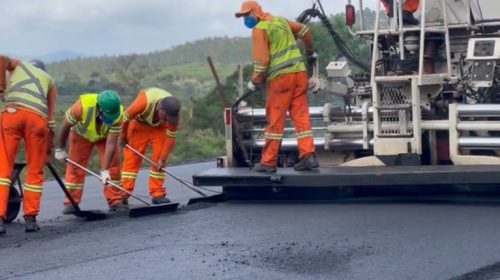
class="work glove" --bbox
[308,77,321,94]
[247,81,257,92]
[54,148,68,162]
[100,170,111,184]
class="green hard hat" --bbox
[97,90,121,122]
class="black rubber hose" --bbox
[297,8,371,73]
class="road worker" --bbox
[120,87,180,205]
[0,56,57,233]
[235,0,319,172]
[54,90,127,214]
[382,0,420,25]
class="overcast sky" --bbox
[2,0,377,57]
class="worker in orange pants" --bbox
[235,0,318,172]
[261,72,314,168]
[54,91,127,214]
[0,56,57,234]
[381,0,420,25]
[120,88,180,205]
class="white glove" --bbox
[247,81,257,91]
[100,170,110,184]
[54,148,68,162]
[308,77,321,93]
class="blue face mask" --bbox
[244,16,258,29]
[98,114,113,125]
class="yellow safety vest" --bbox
[4,61,54,118]
[73,93,123,142]
[136,88,172,127]
[254,16,306,80]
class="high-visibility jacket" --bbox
[254,16,306,80]
[71,94,123,142]
[126,88,172,127]
[4,61,54,118]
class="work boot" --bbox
[109,202,129,213]
[62,204,77,215]
[402,11,419,25]
[152,195,171,205]
[294,154,320,171]
[252,163,276,173]
[0,218,6,235]
[24,216,40,233]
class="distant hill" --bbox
[41,50,86,63]
[48,36,251,77]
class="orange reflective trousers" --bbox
[0,108,48,219]
[382,0,420,13]
[260,71,314,167]
[122,120,167,198]
[64,131,122,207]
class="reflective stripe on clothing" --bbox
[0,109,48,217]
[260,72,314,166]
[48,120,56,130]
[123,112,131,122]
[166,129,177,138]
[65,182,84,190]
[109,180,121,186]
[0,178,11,187]
[122,171,137,179]
[64,131,123,206]
[136,88,172,127]
[24,184,43,193]
[149,170,166,179]
[253,63,268,73]
[121,119,167,198]
[254,16,306,80]
[109,126,121,133]
[264,132,283,140]
[270,44,300,61]
[268,56,305,76]
[296,130,313,139]
[297,25,309,37]
[4,62,53,118]
[72,94,123,142]
[65,110,78,125]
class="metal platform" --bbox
[193,165,500,188]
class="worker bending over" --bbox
[54,91,127,214]
[120,88,180,205]
[0,56,57,233]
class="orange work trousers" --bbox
[382,0,420,13]
[0,108,48,219]
[260,71,314,167]
[122,120,167,199]
[64,131,122,207]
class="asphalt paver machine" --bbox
[194,0,500,198]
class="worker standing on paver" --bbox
[54,90,127,214]
[0,56,57,233]
[235,0,319,172]
[120,87,180,205]
[381,0,420,25]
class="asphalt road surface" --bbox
[2,161,500,280]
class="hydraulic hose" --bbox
[297,7,371,73]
